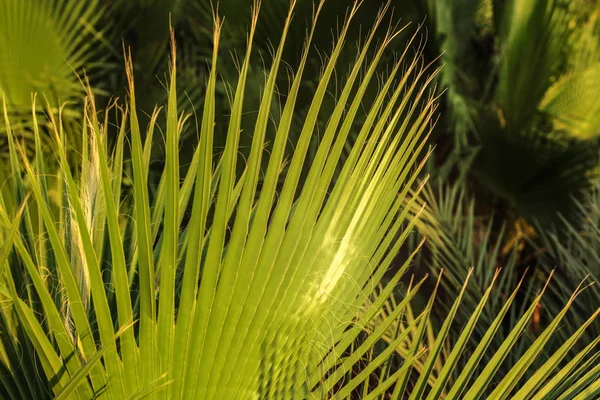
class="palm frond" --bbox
[0,0,111,112]
[0,2,598,400]
[538,179,600,349]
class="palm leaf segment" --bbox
[0,1,598,399]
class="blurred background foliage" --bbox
[2,0,599,216]
[2,0,600,392]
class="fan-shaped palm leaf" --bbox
[0,2,598,399]
[0,0,110,112]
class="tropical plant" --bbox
[538,179,600,354]
[0,0,115,174]
[412,181,564,376]
[0,0,111,113]
[427,0,600,228]
[1,1,600,400]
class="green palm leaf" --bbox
[0,1,598,399]
[0,0,110,112]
